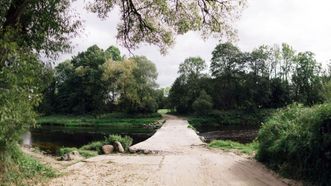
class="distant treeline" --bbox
[169,42,331,114]
[39,45,167,115]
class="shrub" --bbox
[77,150,98,158]
[104,134,133,151]
[256,103,331,184]
[192,90,213,115]
[80,141,104,154]
[58,147,98,158]
[58,147,78,156]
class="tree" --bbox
[210,43,245,109]
[179,57,206,80]
[0,0,81,57]
[89,0,246,53]
[192,90,213,115]
[169,57,208,113]
[105,45,122,61]
[102,56,159,113]
[210,42,244,78]
[0,42,48,174]
[292,52,324,105]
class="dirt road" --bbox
[48,115,288,186]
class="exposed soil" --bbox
[39,115,296,186]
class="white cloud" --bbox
[59,0,331,87]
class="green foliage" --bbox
[78,149,99,158]
[37,113,161,127]
[58,147,98,158]
[41,45,161,115]
[80,141,104,154]
[257,103,331,184]
[169,57,208,113]
[0,145,56,185]
[192,90,213,115]
[169,42,328,113]
[157,109,171,114]
[104,134,133,151]
[88,0,246,53]
[209,140,258,155]
[0,0,81,57]
[188,109,273,131]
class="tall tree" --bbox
[89,0,246,53]
[292,52,324,105]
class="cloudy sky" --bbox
[60,0,331,88]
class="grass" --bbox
[157,109,171,114]
[58,134,133,158]
[209,140,258,155]
[1,146,57,185]
[37,112,162,127]
[58,147,98,158]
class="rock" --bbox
[199,136,206,142]
[143,149,151,154]
[114,141,125,153]
[128,147,137,153]
[102,145,114,154]
[61,151,83,161]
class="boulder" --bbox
[61,151,83,161]
[114,141,125,153]
[128,147,137,153]
[102,145,114,154]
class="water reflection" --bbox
[23,125,155,154]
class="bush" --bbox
[104,134,133,151]
[58,147,98,158]
[77,150,98,158]
[192,90,213,115]
[257,103,331,184]
[80,141,104,154]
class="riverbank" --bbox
[27,113,164,155]
[42,115,293,186]
[37,112,162,127]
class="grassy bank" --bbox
[37,112,162,127]
[209,140,258,155]
[0,146,57,185]
[187,109,274,132]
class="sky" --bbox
[59,0,331,88]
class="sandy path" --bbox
[47,115,289,186]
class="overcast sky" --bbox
[60,0,331,88]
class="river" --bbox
[22,125,156,154]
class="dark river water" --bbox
[22,125,155,154]
[21,123,258,155]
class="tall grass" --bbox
[0,145,56,185]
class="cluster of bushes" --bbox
[188,109,273,131]
[59,134,133,158]
[256,104,331,184]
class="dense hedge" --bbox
[188,109,273,131]
[256,104,331,184]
